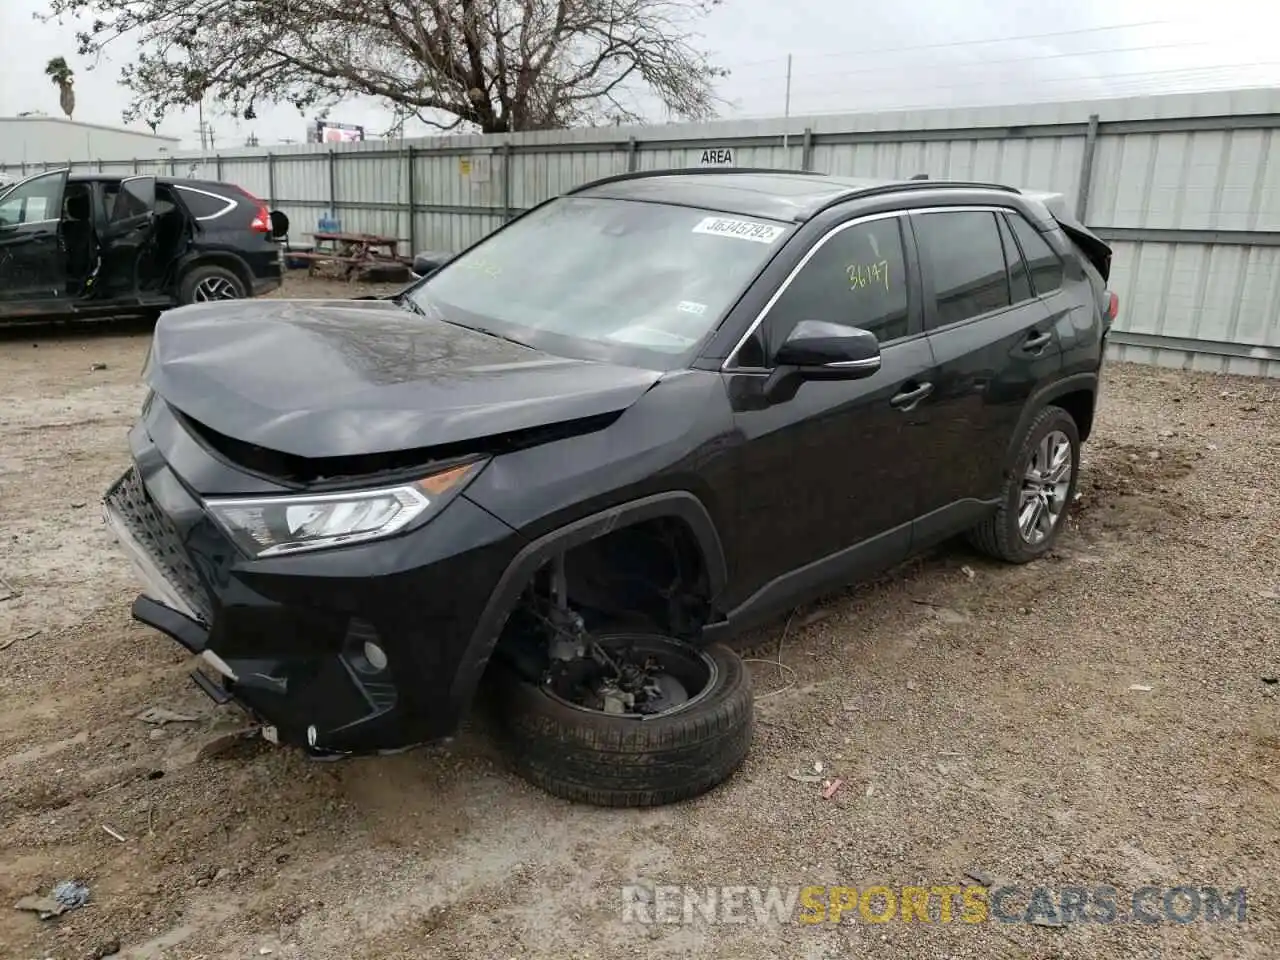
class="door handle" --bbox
[890,381,933,410]
[1021,331,1052,353]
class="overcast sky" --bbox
[1,0,1277,148]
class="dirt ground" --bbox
[1,275,1277,959]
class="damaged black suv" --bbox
[103,169,1115,807]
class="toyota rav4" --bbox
[102,169,1115,807]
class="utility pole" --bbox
[782,54,793,153]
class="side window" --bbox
[753,216,910,361]
[0,173,65,227]
[110,177,154,222]
[1007,214,1064,295]
[914,211,1010,330]
[998,213,1034,303]
[176,187,234,219]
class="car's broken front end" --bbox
[101,296,666,757]
[102,395,519,756]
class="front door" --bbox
[909,208,1063,532]
[0,170,68,304]
[721,212,936,618]
[96,176,157,299]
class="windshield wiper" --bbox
[395,293,532,350]
[394,293,429,317]
[467,325,534,351]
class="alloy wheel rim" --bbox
[194,277,240,301]
[1018,429,1073,544]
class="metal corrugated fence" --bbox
[6,89,1280,376]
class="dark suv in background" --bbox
[104,169,1116,808]
[0,169,286,323]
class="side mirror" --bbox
[775,320,881,373]
[763,321,882,403]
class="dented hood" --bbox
[145,299,661,459]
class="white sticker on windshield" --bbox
[678,300,708,316]
[691,216,785,244]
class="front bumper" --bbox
[101,412,521,755]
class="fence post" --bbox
[501,141,513,222]
[266,153,276,207]
[800,128,814,172]
[627,136,638,172]
[215,154,223,181]
[1075,113,1100,222]
[406,145,416,252]
[328,149,338,223]
[132,158,139,174]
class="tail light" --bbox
[232,184,272,233]
[249,205,272,233]
[1105,290,1119,324]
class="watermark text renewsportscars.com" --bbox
[621,884,1248,926]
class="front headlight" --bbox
[206,459,485,558]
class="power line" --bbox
[721,62,1280,117]
[724,39,1224,91]
[717,19,1177,72]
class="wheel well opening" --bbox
[1054,389,1095,441]
[490,517,714,675]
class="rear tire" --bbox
[967,405,1080,563]
[489,636,754,807]
[179,264,246,305]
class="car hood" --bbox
[145,298,662,459]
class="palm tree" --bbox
[45,57,75,120]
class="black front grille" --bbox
[107,468,215,624]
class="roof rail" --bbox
[811,177,1021,216]
[565,167,830,195]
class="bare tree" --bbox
[43,0,727,133]
[45,56,77,119]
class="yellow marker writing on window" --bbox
[847,260,890,291]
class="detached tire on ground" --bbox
[967,404,1081,563]
[490,636,754,807]
[179,264,247,305]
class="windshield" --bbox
[408,196,793,369]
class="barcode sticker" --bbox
[691,216,786,244]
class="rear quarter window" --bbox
[1007,214,1064,295]
[176,187,236,220]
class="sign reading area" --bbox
[698,147,735,167]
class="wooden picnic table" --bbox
[293,230,413,281]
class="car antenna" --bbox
[909,173,929,180]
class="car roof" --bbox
[570,169,1021,223]
[65,173,230,191]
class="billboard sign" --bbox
[311,120,365,143]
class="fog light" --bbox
[344,616,388,674]
[363,641,388,671]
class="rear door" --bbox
[909,207,1061,536]
[97,176,158,298]
[0,170,68,303]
